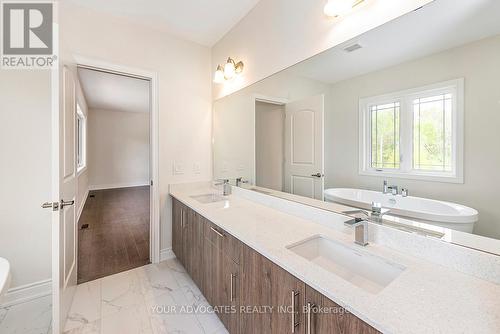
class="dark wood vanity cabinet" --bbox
[304,286,380,334]
[171,198,185,265]
[239,243,306,334]
[171,197,380,334]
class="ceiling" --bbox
[78,68,150,114]
[289,0,500,84]
[65,0,261,46]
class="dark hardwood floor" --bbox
[77,186,150,284]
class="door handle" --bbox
[41,201,59,211]
[60,199,75,209]
[306,302,315,334]
[230,273,236,302]
[311,173,323,178]
[291,290,300,333]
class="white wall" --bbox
[88,109,150,189]
[255,102,285,191]
[60,2,213,253]
[211,0,433,99]
[0,70,52,290]
[326,35,500,239]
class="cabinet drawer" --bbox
[203,218,241,264]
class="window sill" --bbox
[359,169,463,184]
[77,166,87,177]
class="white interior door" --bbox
[284,94,324,200]
[52,63,78,333]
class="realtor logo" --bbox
[1,1,55,69]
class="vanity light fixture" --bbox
[213,65,225,84]
[324,0,364,18]
[213,57,244,83]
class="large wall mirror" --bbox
[213,0,500,253]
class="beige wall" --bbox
[0,70,52,289]
[88,109,150,189]
[60,2,213,253]
[211,0,433,99]
[255,102,285,191]
[326,35,500,239]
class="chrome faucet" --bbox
[370,202,390,223]
[214,179,231,196]
[344,218,369,246]
[235,177,248,187]
[383,180,389,194]
[387,185,398,195]
[401,188,409,197]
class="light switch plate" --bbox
[193,162,201,174]
[173,161,185,175]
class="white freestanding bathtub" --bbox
[324,188,478,233]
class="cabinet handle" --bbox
[181,209,184,228]
[306,302,315,334]
[210,226,224,238]
[230,273,236,302]
[291,290,300,333]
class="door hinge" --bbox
[150,180,153,186]
[41,202,59,211]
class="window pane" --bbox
[413,94,452,172]
[371,102,400,169]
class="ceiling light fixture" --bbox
[213,57,244,83]
[324,0,365,18]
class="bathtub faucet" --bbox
[370,202,391,223]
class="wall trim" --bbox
[76,189,89,223]
[159,248,175,262]
[1,279,52,307]
[88,181,150,191]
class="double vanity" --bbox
[170,182,500,334]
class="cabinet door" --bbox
[304,285,380,334]
[171,198,184,265]
[240,244,305,334]
[219,256,239,334]
[187,211,204,288]
[202,237,222,306]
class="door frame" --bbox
[71,55,161,264]
[252,94,289,185]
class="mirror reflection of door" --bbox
[284,94,324,200]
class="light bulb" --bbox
[324,0,353,17]
[213,65,224,83]
[224,58,236,79]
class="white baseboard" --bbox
[89,181,150,191]
[159,248,175,262]
[1,279,52,307]
[77,189,89,223]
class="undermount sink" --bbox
[0,257,11,300]
[287,236,405,294]
[190,193,226,204]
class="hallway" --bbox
[78,186,150,284]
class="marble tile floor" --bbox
[64,258,228,334]
[0,294,52,334]
[0,258,228,334]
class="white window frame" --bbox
[359,78,464,183]
[76,103,86,174]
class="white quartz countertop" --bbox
[169,183,500,334]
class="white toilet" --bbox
[0,257,11,302]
